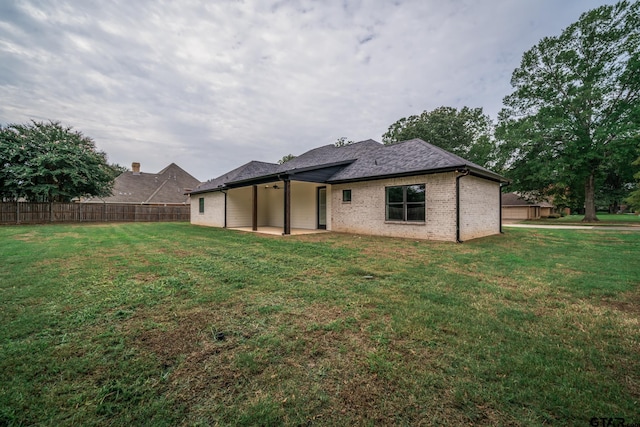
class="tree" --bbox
[334,137,354,147]
[382,106,497,168]
[109,163,129,178]
[277,154,296,164]
[625,156,640,211]
[497,1,640,222]
[0,120,116,202]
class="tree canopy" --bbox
[0,120,118,202]
[625,156,640,210]
[497,0,640,221]
[334,137,354,147]
[277,154,296,164]
[382,106,497,168]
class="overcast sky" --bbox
[0,0,617,181]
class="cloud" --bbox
[0,0,618,181]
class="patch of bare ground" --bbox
[125,301,443,423]
[127,306,235,368]
[12,231,38,242]
[602,289,640,316]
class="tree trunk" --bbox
[582,172,599,222]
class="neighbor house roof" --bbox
[502,192,554,207]
[84,163,201,204]
[191,138,506,195]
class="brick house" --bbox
[501,192,555,220]
[189,139,508,242]
[83,162,200,205]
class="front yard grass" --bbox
[1,223,638,426]
[526,212,640,225]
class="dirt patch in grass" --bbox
[12,232,39,242]
[128,306,233,366]
[125,300,416,422]
[602,289,640,316]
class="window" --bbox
[199,197,204,214]
[385,184,425,222]
[342,189,352,203]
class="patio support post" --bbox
[252,185,258,231]
[283,179,291,235]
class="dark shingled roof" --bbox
[195,161,279,193]
[327,138,503,182]
[502,192,554,207]
[190,138,506,194]
[275,139,382,172]
[84,163,200,204]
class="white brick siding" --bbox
[191,191,225,227]
[331,173,458,241]
[459,175,501,241]
[190,181,331,230]
[190,172,501,241]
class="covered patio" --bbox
[228,226,329,236]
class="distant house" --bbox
[83,162,200,205]
[189,139,508,242]
[501,192,555,220]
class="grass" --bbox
[1,223,639,426]
[526,212,640,225]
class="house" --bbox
[501,192,555,220]
[189,139,508,242]
[83,162,200,205]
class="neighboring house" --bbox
[501,192,555,220]
[189,139,508,242]
[83,162,200,205]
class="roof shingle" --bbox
[191,138,506,194]
[85,163,200,204]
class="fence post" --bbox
[16,202,20,225]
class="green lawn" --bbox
[527,212,640,225]
[1,223,638,426]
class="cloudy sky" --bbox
[0,0,617,182]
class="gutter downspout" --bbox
[499,186,503,234]
[456,169,470,243]
[221,190,228,228]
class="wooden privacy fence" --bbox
[0,202,190,224]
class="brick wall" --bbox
[331,172,458,241]
[191,191,225,227]
[190,173,502,242]
[459,175,501,241]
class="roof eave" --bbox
[188,185,228,195]
[328,165,508,184]
[194,160,358,192]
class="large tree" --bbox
[626,156,640,211]
[0,120,117,202]
[497,0,640,221]
[382,106,497,168]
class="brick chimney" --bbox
[132,162,141,175]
